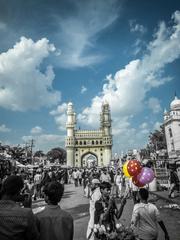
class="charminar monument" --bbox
[65,102,112,167]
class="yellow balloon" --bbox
[123,161,131,178]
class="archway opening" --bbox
[81,153,98,168]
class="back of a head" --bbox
[1,175,24,196]
[100,182,111,190]
[44,181,64,204]
[139,188,149,201]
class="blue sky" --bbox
[0,0,180,154]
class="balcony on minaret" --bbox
[66,122,75,128]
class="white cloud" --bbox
[53,114,67,131]
[0,37,61,111]
[30,126,43,135]
[81,86,87,94]
[76,11,180,151]
[140,122,148,129]
[139,122,150,135]
[153,121,162,130]
[22,134,65,153]
[129,20,147,34]
[45,11,180,152]
[50,103,68,131]
[55,0,121,68]
[49,103,67,116]
[0,124,11,132]
[148,97,162,113]
[55,49,61,56]
[132,38,146,56]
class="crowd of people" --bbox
[0,164,175,240]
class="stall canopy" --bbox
[16,161,26,168]
[26,164,39,168]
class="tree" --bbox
[139,148,151,160]
[47,147,66,164]
[148,125,167,152]
[7,145,25,160]
[34,150,45,158]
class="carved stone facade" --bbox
[65,102,112,167]
[164,95,180,159]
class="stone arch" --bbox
[81,151,98,168]
[65,102,112,167]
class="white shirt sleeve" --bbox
[153,205,161,222]
[131,204,140,226]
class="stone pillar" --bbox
[104,147,112,166]
[66,148,74,167]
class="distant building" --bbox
[164,95,180,160]
[65,102,112,167]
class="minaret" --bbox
[101,101,112,166]
[65,102,76,167]
[163,108,168,121]
[103,101,112,135]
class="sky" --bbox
[0,0,180,155]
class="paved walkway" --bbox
[32,184,180,240]
[32,184,90,240]
[150,189,180,205]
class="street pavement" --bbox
[32,184,180,240]
[150,189,180,205]
[33,184,90,240]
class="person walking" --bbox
[72,169,79,187]
[33,170,42,200]
[129,177,139,204]
[36,181,73,240]
[115,170,123,198]
[0,175,39,240]
[78,169,83,186]
[86,178,101,240]
[94,181,127,239]
[100,168,111,183]
[168,168,179,198]
[131,188,169,240]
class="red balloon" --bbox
[132,175,145,188]
[127,160,142,177]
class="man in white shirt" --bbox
[129,177,139,204]
[131,188,169,240]
[115,170,123,198]
[78,169,83,186]
[100,168,111,183]
[86,179,101,240]
[72,169,79,187]
[33,171,42,200]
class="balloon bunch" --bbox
[123,160,154,187]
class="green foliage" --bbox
[47,147,66,164]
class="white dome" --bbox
[67,102,74,112]
[170,96,180,110]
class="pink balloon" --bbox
[136,167,155,185]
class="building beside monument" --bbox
[164,95,180,160]
[65,102,112,167]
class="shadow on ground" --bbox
[63,190,76,199]
[66,203,89,220]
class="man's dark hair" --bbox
[43,181,64,204]
[139,188,149,200]
[1,175,24,196]
[100,182,111,190]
